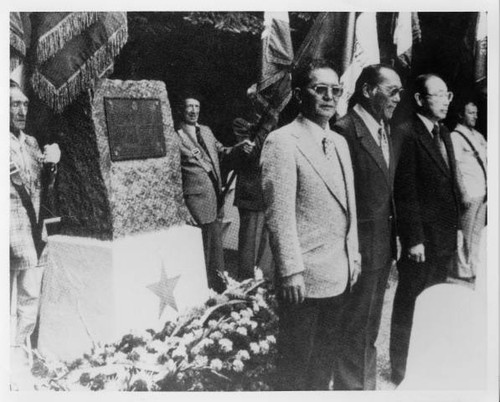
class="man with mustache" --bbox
[177,94,253,293]
[389,74,461,385]
[333,65,403,390]
[10,80,60,374]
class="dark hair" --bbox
[348,64,396,109]
[413,73,443,96]
[292,58,337,90]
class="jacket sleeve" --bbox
[394,129,426,249]
[261,132,304,279]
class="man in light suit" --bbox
[261,59,361,390]
[10,80,60,369]
[333,65,403,390]
[389,74,461,385]
[177,94,252,293]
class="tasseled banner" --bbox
[10,12,26,57]
[31,24,128,114]
[35,12,101,65]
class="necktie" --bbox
[322,137,347,206]
[378,125,390,167]
[196,126,211,158]
[432,124,449,167]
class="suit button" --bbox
[388,216,393,221]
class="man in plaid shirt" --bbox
[10,80,60,365]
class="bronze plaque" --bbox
[104,98,166,161]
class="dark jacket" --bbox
[334,110,401,271]
[393,113,461,258]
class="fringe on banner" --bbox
[31,25,128,114]
[10,31,26,57]
[10,56,22,73]
[35,12,101,65]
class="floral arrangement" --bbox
[32,269,279,391]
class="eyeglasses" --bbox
[426,91,454,101]
[309,85,344,98]
[377,85,405,98]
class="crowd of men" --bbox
[10,56,487,390]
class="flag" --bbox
[254,12,294,114]
[294,12,380,117]
[393,12,421,69]
[474,12,487,84]
[10,12,27,72]
[30,12,128,113]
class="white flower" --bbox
[172,344,187,358]
[266,335,276,344]
[240,308,254,319]
[208,320,218,329]
[194,355,208,367]
[254,267,264,280]
[231,311,241,321]
[259,340,270,354]
[181,332,195,345]
[199,338,214,348]
[210,358,223,371]
[233,359,244,372]
[236,327,248,336]
[150,340,170,354]
[236,349,250,361]
[239,317,251,326]
[190,319,202,329]
[249,342,260,354]
[111,351,128,363]
[218,338,233,353]
[249,320,258,330]
[134,346,148,359]
[210,331,223,340]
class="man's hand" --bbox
[42,143,61,164]
[280,272,305,304]
[408,243,425,263]
[350,259,361,287]
[235,139,255,155]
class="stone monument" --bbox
[38,80,209,361]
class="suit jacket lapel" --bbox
[293,120,347,212]
[414,116,450,176]
[352,113,391,186]
[199,126,221,183]
[387,125,396,186]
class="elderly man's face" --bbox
[10,86,29,134]
[299,67,340,127]
[182,98,200,125]
[368,68,402,122]
[419,76,452,122]
[462,102,478,128]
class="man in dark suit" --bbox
[389,74,461,385]
[333,65,403,390]
[176,94,253,293]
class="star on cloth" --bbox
[147,265,180,318]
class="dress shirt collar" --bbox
[417,113,438,136]
[353,104,385,143]
[297,113,332,148]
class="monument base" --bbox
[38,224,208,362]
